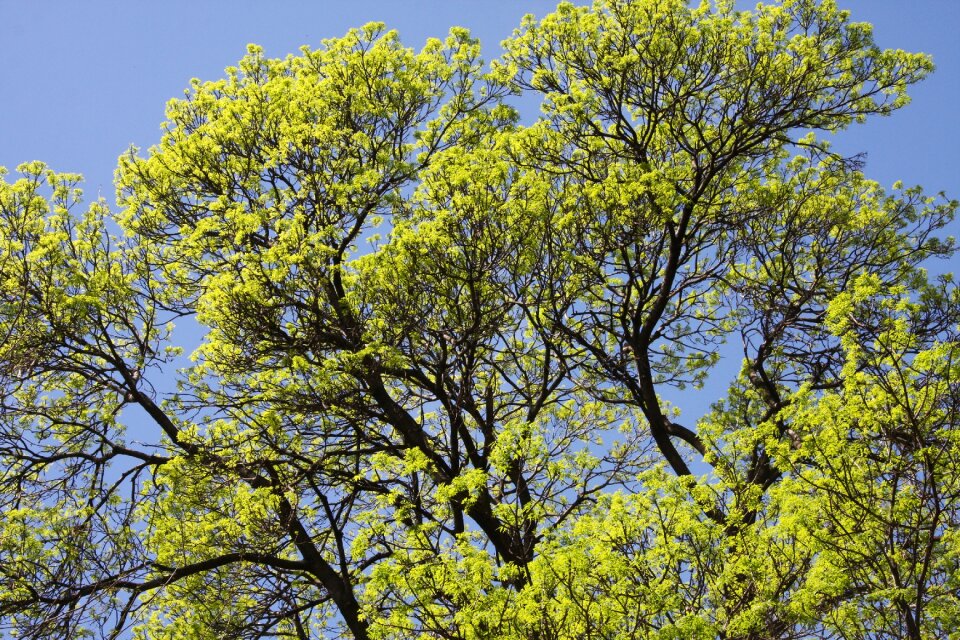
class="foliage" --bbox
[1,2,957,639]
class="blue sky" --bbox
[0,1,957,202]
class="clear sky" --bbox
[0,0,957,428]
[1,1,957,202]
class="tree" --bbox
[1,1,957,638]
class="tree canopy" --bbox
[1,1,958,638]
